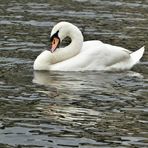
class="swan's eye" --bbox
[52,39,55,44]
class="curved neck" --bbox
[51,25,84,64]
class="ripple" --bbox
[0,0,148,147]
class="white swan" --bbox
[33,22,145,71]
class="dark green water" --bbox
[0,0,148,147]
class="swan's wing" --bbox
[50,41,131,71]
[82,41,131,66]
[99,43,131,67]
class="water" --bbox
[0,0,148,147]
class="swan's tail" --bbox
[130,46,145,66]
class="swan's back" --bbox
[51,41,144,71]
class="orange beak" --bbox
[50,37,60,53]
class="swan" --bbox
[33,22,145,71]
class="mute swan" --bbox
[33,22,145,71]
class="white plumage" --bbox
[34,22,145,71]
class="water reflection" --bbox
[32,70,148,147]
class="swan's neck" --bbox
[51,26,83,64]
[34,24,84,70]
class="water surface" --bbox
[0,0,148,147]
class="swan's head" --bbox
[49,22,82,53]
